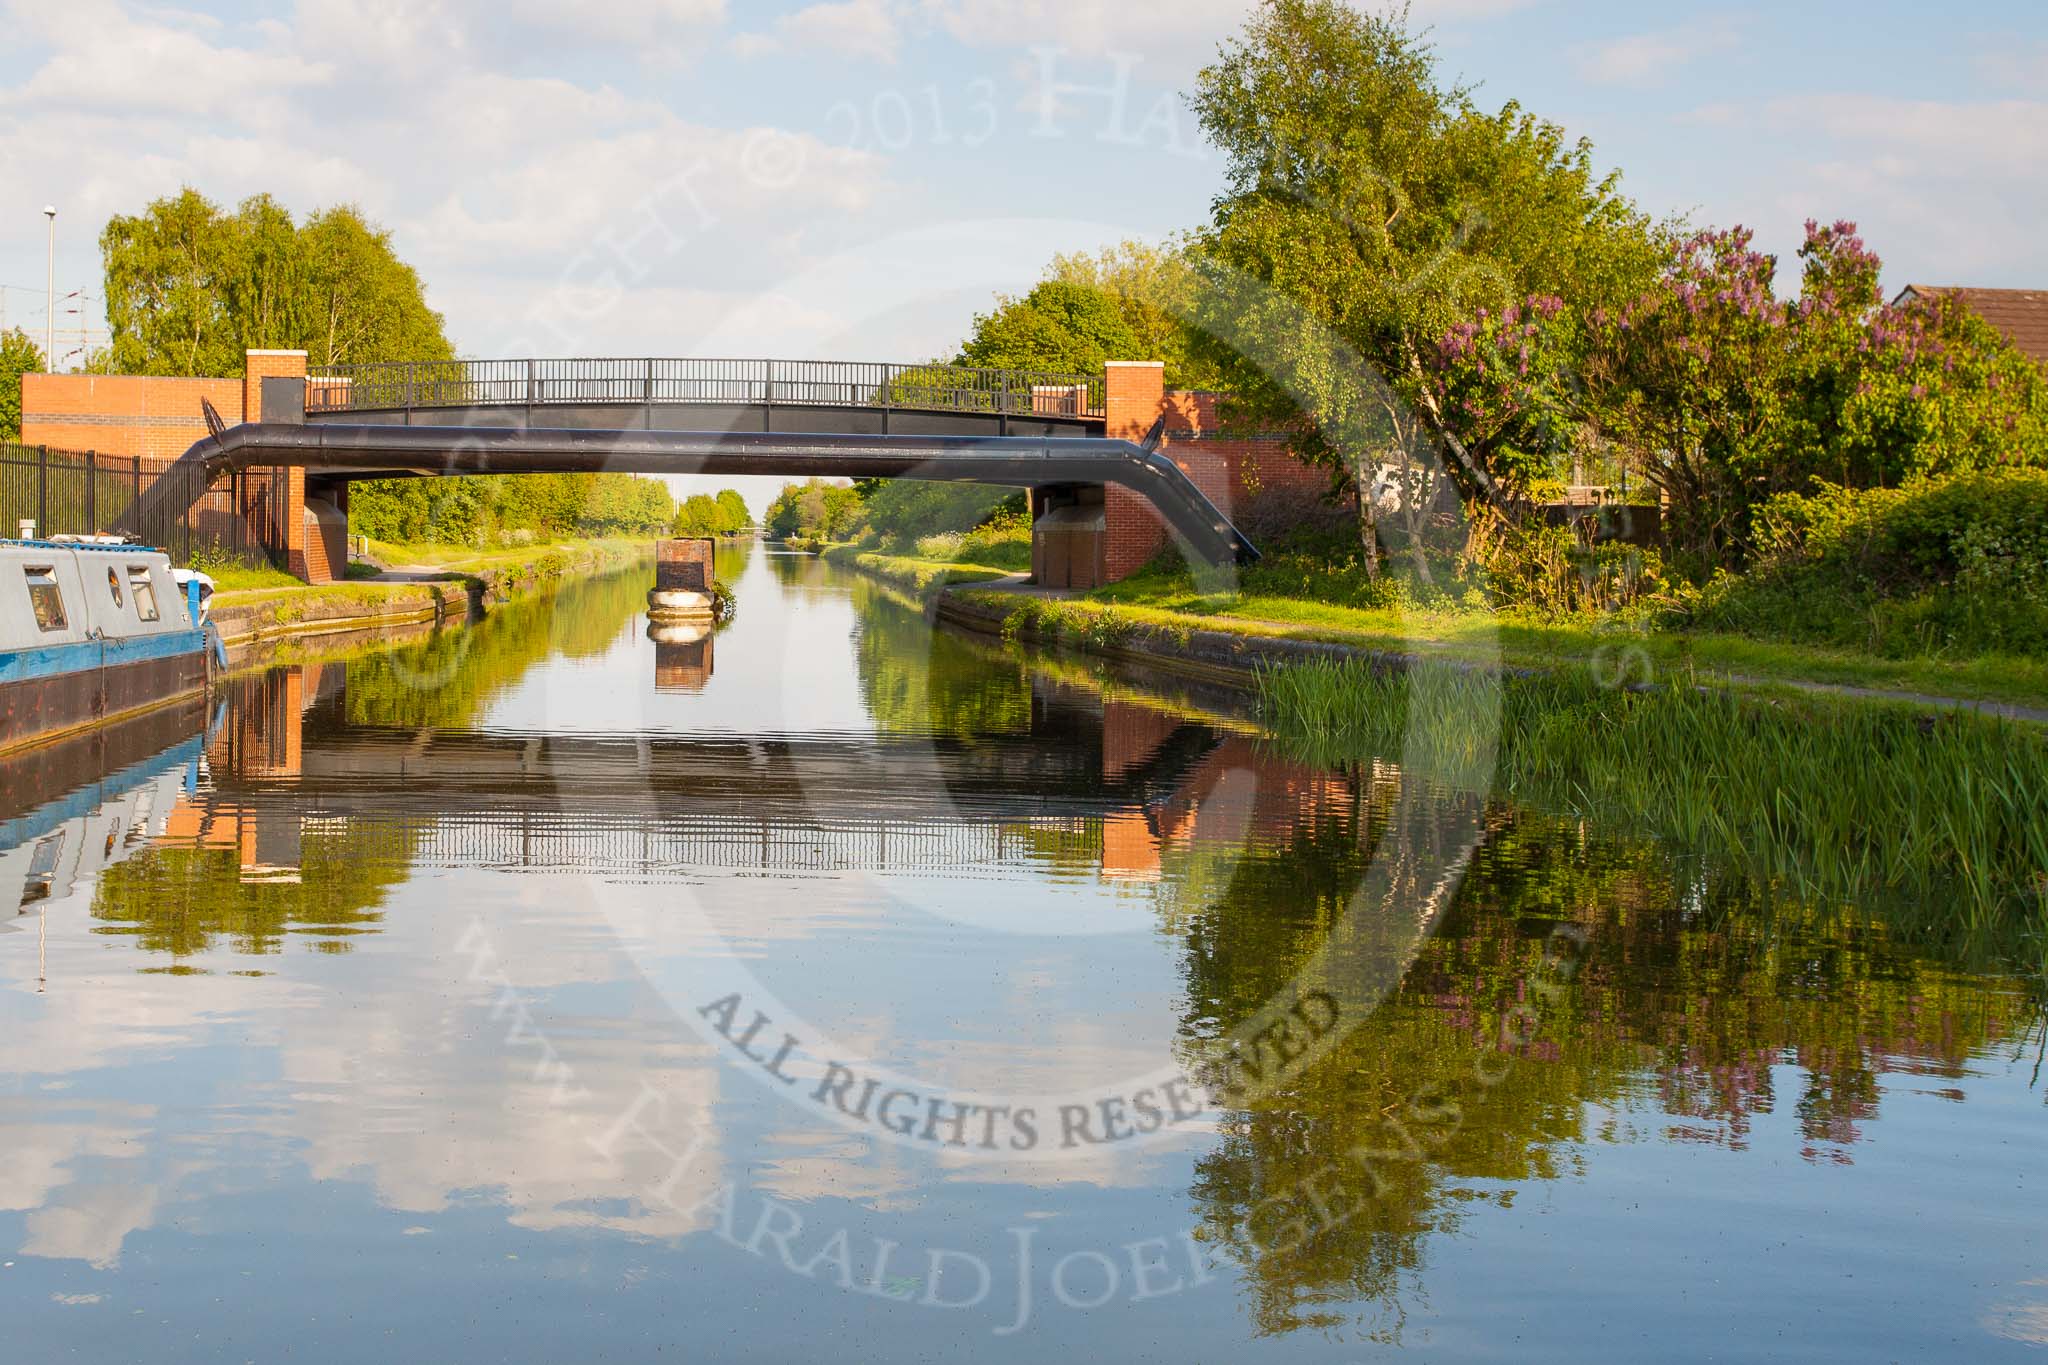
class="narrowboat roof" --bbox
[0,538,168,555]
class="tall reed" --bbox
[1259,659,2048,957]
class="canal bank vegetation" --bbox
[1259,657,2048,955]
[820,545,1013,594]
[766,476,1036,568]
[348,471,677,548]
[958,574,2048,711]
[210,537,653,648]
[831,1,2048,708]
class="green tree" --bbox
[765,478,864,541]
[715,488,752,531]
[298,206,454,366]
[673,492,724,537]
[1587,219,2048,559]
[860,479,1019,544]
[99,188,453,378]
[865,274,1147,530]
[221,193,309,357]
[0,328,45,442]
[101,187,236,376]
[674,489,753,537]
[1189,0,1659,575]
[1045,237,1223,389]
[957,279,1144,375]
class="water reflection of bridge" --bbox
[172,660,1359,883]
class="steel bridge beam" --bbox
[173,421,1261,567]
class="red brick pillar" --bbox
[1103,361,1167,582]
[242,351,313,581]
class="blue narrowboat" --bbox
[0,539,225,755]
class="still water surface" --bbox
[3,543,2044,1361]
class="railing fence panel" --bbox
[307,358,1108,420]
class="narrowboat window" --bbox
[25,566,67,632]
[107,565,124,607]
[127,565,160,622]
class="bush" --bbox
[914,531,965,560]
[1470,519,1671,616]
[1682,470,2048,656]
[860,480,1023,542]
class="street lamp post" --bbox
[42,205,56,373]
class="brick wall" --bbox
[21,374,244,460]
[241,352,313,581]
[1098,367,1330,582]
[1103,362,1167,580]
[20,352,321,580]
[303,496,347,585]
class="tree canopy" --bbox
[0,329,44,442]
[100,188,454,377]
[348,472,672,546]
[955,279,1143,376]
[766,479,865,541]
[1187,0,1661,571]
[673,488,754,537]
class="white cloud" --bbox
[2,0,331,118]
[1573,22,1739,88]
[1676,93,2048,287]
[0,0,907,356]
[774,0,902,65]
[920,0,1536,70]
[495,0,726,47]
[1974,39,2048,95]
[288,0,727,72]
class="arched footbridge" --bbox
[136,357,1260,568]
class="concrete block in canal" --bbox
[648,538,720,622]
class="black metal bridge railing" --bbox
[306,358,1107,421]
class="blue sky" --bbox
[2,0,2044,371]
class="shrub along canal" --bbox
[3,540,2044,1360]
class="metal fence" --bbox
[307,358,1108,420]
[0,443,280,566]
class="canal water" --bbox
[3,542,2044,1362]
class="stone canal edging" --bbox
[211,541,654,649]
[820,552,2048,725]
[933,588,1437,690]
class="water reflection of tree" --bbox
[91,824,410,960]
[1171,776,2041,1341]
[850,580,1033,741]
[92,569,655,963]
[341,567,650,729]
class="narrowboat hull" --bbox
[0,631,211,755]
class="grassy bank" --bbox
[1260,657,2048,961]
[1080,571,2048,711]
[818,543,1018,594]
[813,534,2048,717]
[209,537,653,645]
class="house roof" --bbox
[1895,285,2048,366]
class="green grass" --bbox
[363,535,655,572]
[212,538,652,610]
[821,545,1016,594]
[211,580,444,610]
[203,561,308,593]
[1064,577,2048,711]
[1259,656,2048,958]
